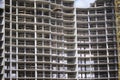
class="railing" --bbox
[68,75,76,78]
[67,68,75,71]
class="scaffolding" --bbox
[115,0,120,80]
[0,7,3,80]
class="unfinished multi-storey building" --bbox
[0,0,119,80]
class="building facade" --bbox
[0,0,119,80]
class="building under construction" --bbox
[0,0,120,80]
